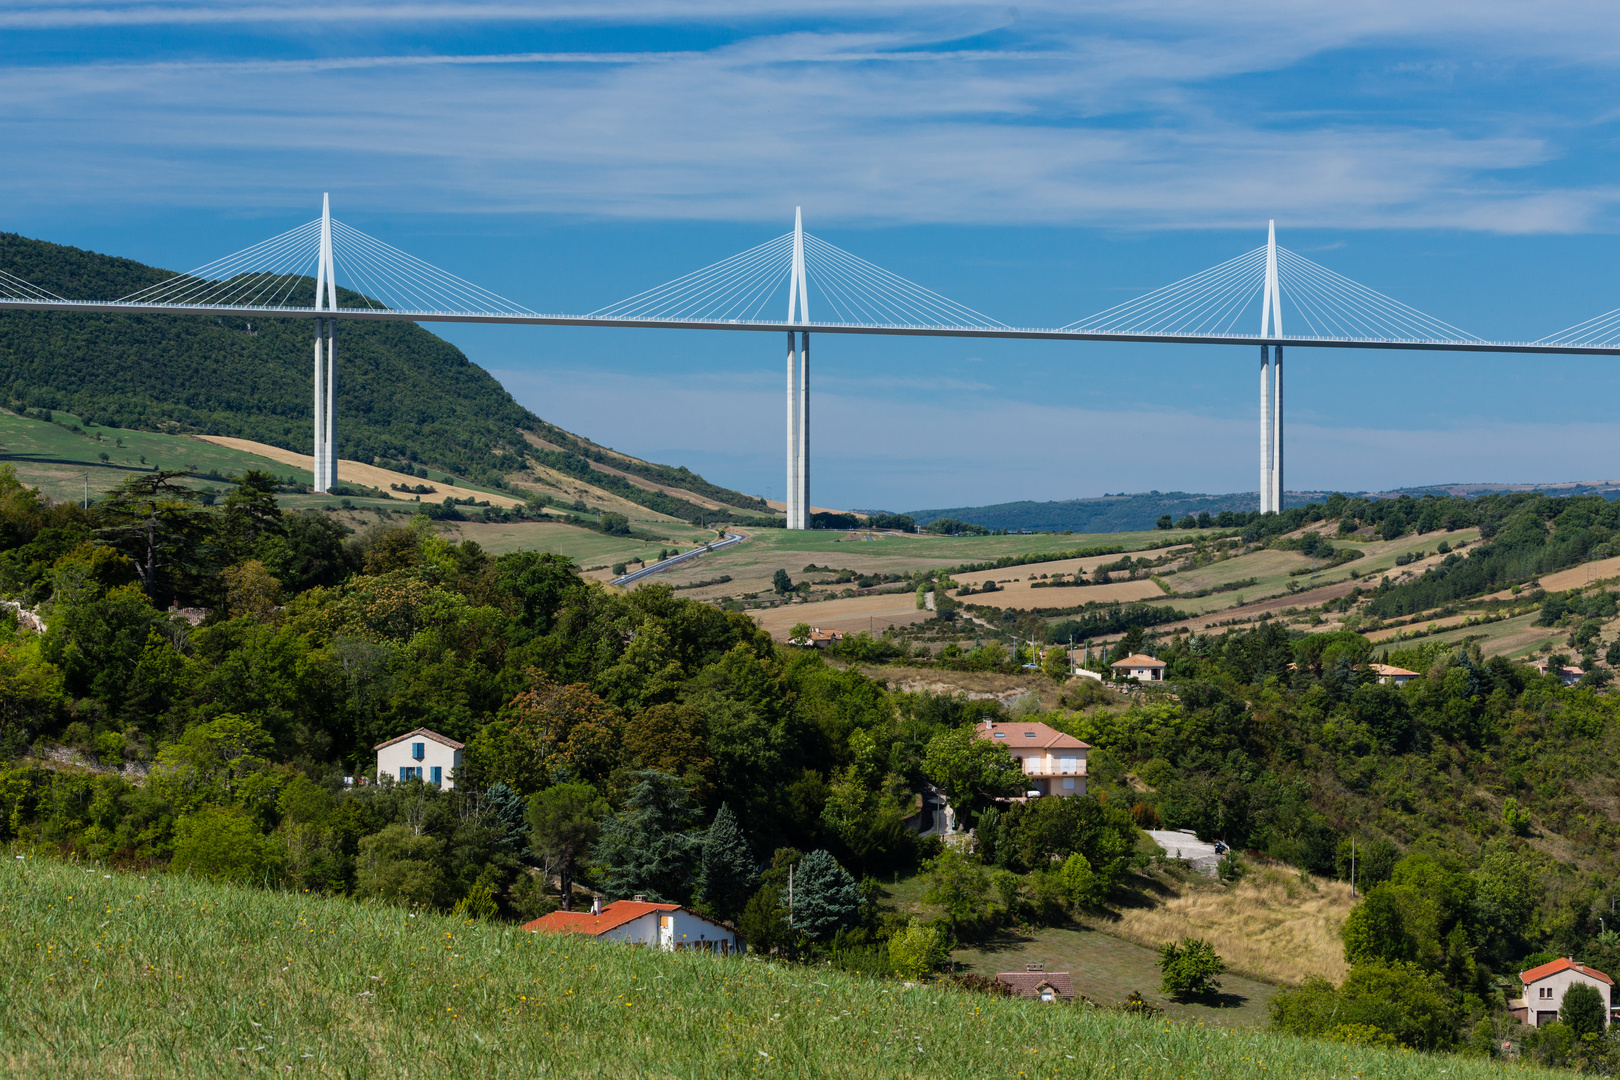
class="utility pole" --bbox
[1350,836,1357,899]
[787,863,794,931]
[83,474,89,510]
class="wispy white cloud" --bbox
[4,3,1620,232]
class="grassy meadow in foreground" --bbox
[0,853,1556,1080]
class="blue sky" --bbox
[6,2,1620,510]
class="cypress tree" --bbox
[697,803,758,921]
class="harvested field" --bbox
[751,592,932,639]
[685,529,1172,601]
[1488,554,1620,598]
[520,432,752,514]
[961,577,1165,609]
[1373,611,1564,660]
[196,435,529,508]
[1086,864,1354,987]
[952,553,1133,586]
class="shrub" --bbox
[1057,852,1104,906]
[1502,797,1532,837]
[888,918,950,979]
[357,823,448,909]
[171,807,275,883]
[1157,938,1225,1000]
[451,882,498,921]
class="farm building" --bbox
[524,899,745,955]
[375,728,463,789]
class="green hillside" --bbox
[0,854,1542,1080]
[0,231,767,519]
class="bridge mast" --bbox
[1259,220,1283,512]
[311,195,338,491]
[786,207,811,529]
[320,195,338,492]
[1266,221,1283,513]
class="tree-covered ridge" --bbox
[0,232,764,513]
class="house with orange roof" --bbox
[375,728,464,789]
[523,898,745,955]
[1368,663,1419,686]
[975,720,1089,798]
[1110,654,1166,682]
[1509,957,1612,1028]
[1530,659,1585,687]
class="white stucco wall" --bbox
[1012,749,1088,796]
[1524,969,1611,1027]
[594,909,743,954]
[377,737,461,789]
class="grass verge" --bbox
[0,852,1556,1078]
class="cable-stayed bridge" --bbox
[3,196,1618,520]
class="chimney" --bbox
[633,894,646,903]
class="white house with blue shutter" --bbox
[375,728,464,789]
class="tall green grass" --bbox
[0,851,1553,1079]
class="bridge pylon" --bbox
[1259,221,1283,513]
[312,194,338,492]
[786,207,810,530]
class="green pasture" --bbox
[444,519,713,563]
[0,853,1554,1080]
[952,926,1278,1028]
[0,410,303,503]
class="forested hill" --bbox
[0,232,763,510]
[905,491,1301,533]
[911,483,1620,534]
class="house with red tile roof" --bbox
[375,728,464,789]
[523,899,745,955]
[975,720,1089,798]
[994,971,1075,1001]
[1509,958,1612,1028]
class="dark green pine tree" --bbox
[697,803,758,921]
[591,771,701,903]
[481,782,528,856]
[791,849,860,941]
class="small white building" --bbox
[524,899,745,955]
[1510,957,1612,1028]
[1111,654,1166,682]
[375,727,463,789]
